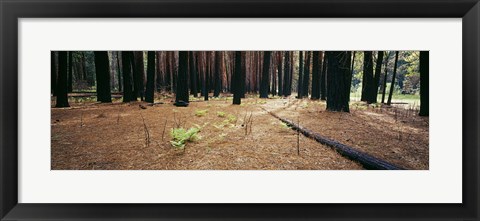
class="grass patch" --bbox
[217,111,226,117]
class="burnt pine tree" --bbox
[94,51,112,103]
[326,51,351,112]
[214,51,222,97]
[175,51,190,106]
[51,51,57,96]
[133,51,145,101]
[233,51,243,104]
[55,52,70,107]
[145,51,156,103]
[260,51,272,98]
[297,51,304,98]
[361,51,374,103]
[387,51,400,105]
[302,51,311,97]
[381,52,391,104]
[283,51,291,96]
[277,52,283,96]
[121,52,134,102]
[116,52,123,92]
[68,51,73,93]
[419,51,429,116]
[372,51,384,103]
[204,52,210,101]
[320,53,328,100]
[311,51,320,99]
[189,51,198,97]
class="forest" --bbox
[51,51,429,170]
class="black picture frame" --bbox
[1,0,479,220]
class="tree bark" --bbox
[68,51,73,93]
[94,51,112,103]
[145,51,156,103]
[175,51,190,105]
[121,51,134,102]
[189,51,198,97]
[326,51,351,112]
[381,52,390,104]
[372,51,384,103]
[361,51,374,103]
[387,51,400,105]
[259,51,272,98]
[311,51,321,99]
[297,51,304,98]
[51,51,57,96]
[302,51,311,97]
[55,52,70,107]
[233,51,242,104]
[419,51,429,116]
[320,53,328,100]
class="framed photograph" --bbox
[1,0,478,220]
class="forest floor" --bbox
[51,93,428,170]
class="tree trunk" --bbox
[132,51,145,101]
[419,51,429,116]
[233,51,242,104]
[68,51,73,93]
[361,51,374,103]
[302,51,311,97]
[277,52,283,97]
[326,51,351,112]
[145,51,156,103]
[372,51,384,103]
[51,51,57,96]
[311,51,321,99]
[121,51,134,102]
[297,51,304,98]
[55,52,70,107]
[94,51,112,103]
[189,51,198,97]
[381,52,390,104]
[387,51,399,105]
[204,52,210,101]
[260,51,272,98]
[320,53,328,100]
[116,51,123,92]
[213,51,222,97]
[175,51,190,105]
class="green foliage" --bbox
[227,114,237,124]
[170,127,201,149]
[217,111,226,117]
[195,109,208,117]
[279,122,290,129]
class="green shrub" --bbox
[217,111,226,117]
[170,127,201,149]
[195,109,208,117]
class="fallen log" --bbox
[264,109,405,170]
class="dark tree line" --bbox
[52,51,428,116]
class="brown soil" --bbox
[51,93,428,170]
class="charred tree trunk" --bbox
[204,52,210,101]
[175,51,190,106]
[361,51,374,103]
[260,51,272,98]
[320,53,328,100]
[94,51,112,103]
[372,51,384,103]
[214,51,222,97]
[132,51,145,101]
[311,51,321,99]
[145,51,156,103]
[233,51,242,105]
[419,51,429,116]
[189,51,198,97]
[381,52,390,104]
[326,51,351,112]
[121,51,134,102]
[55,52,70,107]
[277,51,284,97]
[116,51,123,92]
[68,51,73,93]
[282,51,290,96]
[297,51,304,98]
[387,51,400,105]
[51,51,57,96]
[165,52,172,92]
[302,51,311,97]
